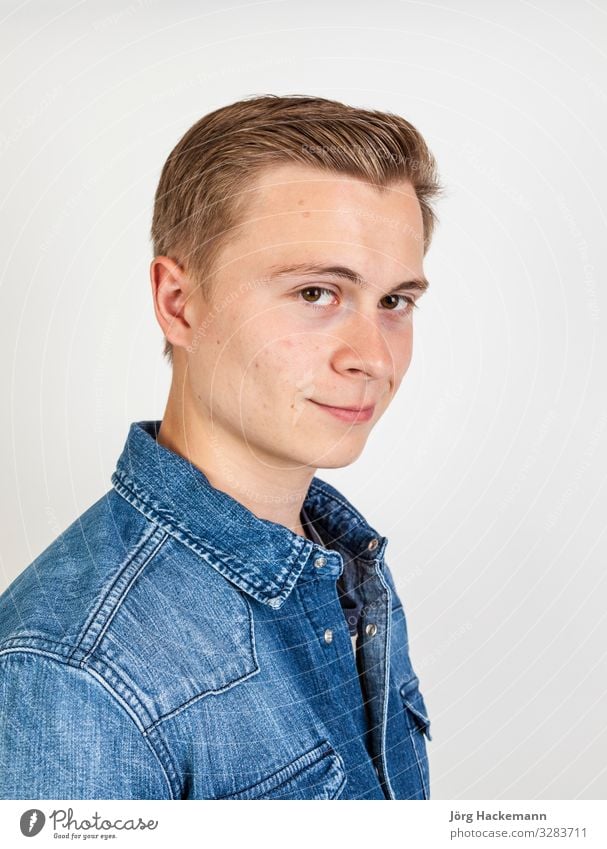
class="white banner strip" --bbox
[1,799,605,848]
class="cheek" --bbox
[210,309,266,377]
[246,338,321,415]
[253,335,317,377]
[187,309,256,403]
[389,326,414,387]
[402,332,414,368]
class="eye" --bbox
[380,294,418,315]
[295,286,418,316]
[297,286,336,308]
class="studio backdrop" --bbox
[1,0,605,800]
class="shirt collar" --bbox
[111,420,387,609]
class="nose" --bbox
[331,308,396,383]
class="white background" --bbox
[1,0,605,799]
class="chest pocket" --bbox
[218,740,347,800]
[401,675,432,740]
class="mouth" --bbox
[309,399,376,423]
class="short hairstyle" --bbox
[151,94,444,364]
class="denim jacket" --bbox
[0,421,431,800]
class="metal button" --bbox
[367,537,379,551]
[323,628,333,644]
[314,555,327,568]
[365,623,378,637]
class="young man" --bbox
[0,95,442,800]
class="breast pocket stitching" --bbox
[217,740,347,800]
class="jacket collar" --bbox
[111,421,387,609]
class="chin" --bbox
[307,441,367,470]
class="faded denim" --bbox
[0,421,431,800]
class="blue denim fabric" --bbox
[0,421,432,800]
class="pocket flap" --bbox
[400,674,432,741]
[220,740,347,800]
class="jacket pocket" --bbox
[219,740,347,800]
[401,674,432,741]
[400,674,432,799]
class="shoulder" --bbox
[0,489,258,730]
[0,489,156,648]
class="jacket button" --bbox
[314,555,327,568]
[323,628,333,644]
[367,537,379,551]
[365,623,378,637]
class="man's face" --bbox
[183,163,427,471]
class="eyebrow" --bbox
[265,263,430,294]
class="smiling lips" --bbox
[309,399,375,423]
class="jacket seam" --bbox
[145,591,260,732]
[69,524,169,664]
[83,663,179,799]
[0,647,178,799]
[376,568,397,800]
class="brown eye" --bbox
[380,294,401,310]
[380,294,417,314]
[297,286,335,307]
[301,286,323,302]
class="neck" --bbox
[157,386,316,538]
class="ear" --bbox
[150,256,200,351]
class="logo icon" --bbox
[19,810,46,837]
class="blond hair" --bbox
[151,94,443,364]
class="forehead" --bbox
[242,163,422,224]
[225,163,425,275]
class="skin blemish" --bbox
[296,198,310,217]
